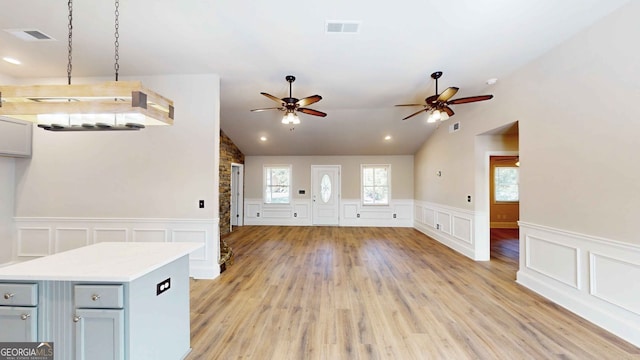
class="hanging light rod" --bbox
[0,0,174,131]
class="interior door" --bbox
[230,163,244,230]
[312,165,340,225]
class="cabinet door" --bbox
[74,308,124,360]
[0,306,37,342]
[0,117,32,157]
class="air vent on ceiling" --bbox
[4,29,56,41]
[325,21,361,34]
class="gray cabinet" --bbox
[0,307,37,341]
[74,284,124,360]
[0,117,32,157]
[0,283,38,342]
[74,308,124,360]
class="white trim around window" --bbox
[361,164,391,206]
[263,164,292,204]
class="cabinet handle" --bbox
[20,313,30,320]
[3,293,14,300]
[73,315,81,323]
[91,294,101,301]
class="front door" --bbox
[311,165,340,225]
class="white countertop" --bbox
[0,242,203,282]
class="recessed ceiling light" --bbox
[486,78,498,85]
[2,57,21,65]
[384,135,391,140]
[260,136,267,141]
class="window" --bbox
[264,165,291,204]
[494,167,519,202]
[362,164,390,205]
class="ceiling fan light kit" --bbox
[0,0,174,132]
[396,71,493,123]
[251,75,326,124]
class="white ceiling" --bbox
[0,0,629,155]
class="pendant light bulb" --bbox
[282,111,300,124]
[282,111,297,124]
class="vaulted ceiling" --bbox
[0,0,629,155]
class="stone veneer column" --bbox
[218,130,245,270]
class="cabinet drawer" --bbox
[75,284,124,309]
[0,283,38,306]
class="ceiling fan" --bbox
[396,71,493,122]
[251,75,326,124]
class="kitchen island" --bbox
[0,242,202,360]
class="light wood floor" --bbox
[187,226,639,359]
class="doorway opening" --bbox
[475,121,519,263]
[489,155,520,264]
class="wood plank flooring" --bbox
[187,226,639,359]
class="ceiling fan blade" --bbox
[437,87,459,102]
[260,92,284,104]
[447,94,494,105]
[297,95,322,107]
[442,106,455,117]
[402,108,428,121]
[395,103,425,107]
[298,108,327,117]
[250,107,283,112]
[425,95,439,105]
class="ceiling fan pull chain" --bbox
[114,0,120,81]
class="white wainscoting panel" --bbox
[14,217,219,279]
[413,201,478,260]
[452,216,472,244]
[173,229,207,261]
[590,252,640,316]
[526,235,579,289]
[132,229,168,243]
[343,204,358,219]
[244,199,312,226]
[18,227,51,257]
[424,207,436,228]
[55,228,89,253]
[94,228,128,243]
[436,211,451,234]
[517,222,640,347]
[243,198,413,227]
[293,203,308,219]
[340,199,413,227]
[246,203,261,218]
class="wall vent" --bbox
[449,121,461,133]
[4,29,56,41]
[325,21,361,34]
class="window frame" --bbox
[263,164,292,205]
[493,166,519,203]
[361,164,391,206]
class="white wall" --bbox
[8,74,221,278]
[245,155,414,200]
[413,2,640,346]
[243,155,414,227]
